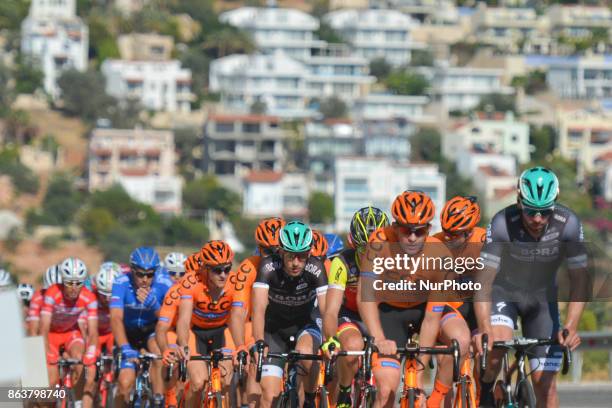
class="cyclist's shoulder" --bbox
[239,255,260,271]
[44,284,61,298]
[423,235,453,258]
[305,256,326,279]
[470,227,487,243]
[368,225,396,243]
[114,274,130,285]
[153,271,173,288]
[552,203,580,223]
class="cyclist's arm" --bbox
[357,274,384,341]
[417,304,443,367]
[176,297,193,350]
[251,286,268,342]
[27,320,39,337]
[86,317,99,354]
[39,312,51,351]
[323,257,347,339]
[562,215,588,345]
[155,322,171,352]
[229,304,247,348]
[110,308,128,347]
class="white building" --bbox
[379,0,459,25]
[334,157,445,231]
[547,5,611,40]
[220,7,325,61]
[20,0,88,98]
[456,150,517,180]
[88,128,182,214]
[443,111,530,164]
[242,171,310,218]
[477,165,517,219]
[353,93,430,121]
[306,119,361,177]
[426,65,514,112]
[101,59,193,112]
[324,8,424,66]
[209,52,311,118]
[361,118,415,162]
[546,56,612,100]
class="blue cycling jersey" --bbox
[110,270,172,329]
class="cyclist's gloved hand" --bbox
[121,344,138,361]
[83,345,97,366]
[320,336,341,357]
[142,291,160,310]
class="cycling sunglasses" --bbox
[133,268,155,279]
[395,223,429,237]
[521,206,554,218]
[168,270,186,278]
[210,265,232,275]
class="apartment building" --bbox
[203,113,287,189]
[242,171,310,218]
[323,8,424,66]
[443,111,530,164]
[352,93,429,121]
[20,0,88,98]
[556,108,612,175]
[546,56,612,100]
[101,59,193,112]
[547,5,611,40]
[88,128,181,213]
[118,33,173,61]
[334,157,445,231]
[220,7,325,61]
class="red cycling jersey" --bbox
[42,284,98,333]
[27,289,45,322]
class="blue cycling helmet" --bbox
[130,247,160,271]
[324,233,344,258]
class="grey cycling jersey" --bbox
[481,203,587,289]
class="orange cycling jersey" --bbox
[230,255,260,315]
[27,289,45,322]
[179,271,239,329]
[159,280,184,328]
[42,284,98,333]
[365,226,453,309]
[434,226,486,309]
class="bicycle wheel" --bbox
[517,380,536,408]
[105,383,115,408]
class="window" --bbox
[344,178,368,193]
[243,123,261,133]
[215,122,234,132]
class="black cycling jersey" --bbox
[253,254,328,326]
[481,203,587,290]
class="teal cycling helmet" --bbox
[517,166,559,209]
[280,221,313,253]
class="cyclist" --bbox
[83,262,121,408]
[28,265,62,336]
[324,233,344,259]
[111,247,172,408]
[174,240,237,408]
[322,206,389,408]
[40,257,98,394]
[251,221,328,408]
[475,167,587,408]
[164,252,187,282]
[157,251,199,408]
[228,216,286,408]
[358,191,466,408]
[17,283,34,312]
[311,229,330,272]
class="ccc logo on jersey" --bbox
[163,288,181,306]
[230,262,253,292]
[195,299,232,312]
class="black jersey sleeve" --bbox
[305,256,329,296]
[560,209,588,270]
[253,255,279,289]
[481,209,511,270]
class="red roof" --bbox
[120,168,149,177]
[323,118,353,125]
[245,170,283,183]
[479,165,511,177]
[475,112,506,121]
[209,113,279,123]
[595,151,612,162]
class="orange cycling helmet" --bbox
[200,240,234,266]
[255,217,286,249]
[441,196,481,233]
[185,252,202,273]
[311,230,329,257]
[391,190,435,225]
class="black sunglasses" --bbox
[134,271,155,279]
[521,206,554,218]
[210,265,232,275]
[168,271,186,277]
[395,223,429,237]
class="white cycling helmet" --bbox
[59,257,88,283]
[17,283,34,302]
[164,252,187,274]
[43,264,62,289]
[95,262,121,296]
[0,269,13,287]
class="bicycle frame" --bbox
[132,353,162,407]
[189,350,233,408]
[453,357,477,408]
[57,358,81,408]
[95,353,115,408]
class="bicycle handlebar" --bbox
[254,340,324,383]
[397,339,461,382]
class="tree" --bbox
[511,70,547,95]
[0,0,30,31]
[162,216,209,246]
[409,49,434,67]
[530,125,555,161]
[14,55,44,94]
[41,173,82,225]
[202,27,256,58]
[410,128,442,163]
[57,69,115,122]
[87,12,120,66]
[105,98,143,129]
[369,58,392,81]
[79,207,118,243]
[180,46,211,104]
[174,127,202,179]
[475,93,516,113]
[184,176,241,217]
[0,147,39,194]
[384,70,429,96]
[315,22,345,44]
[0,62,14,117]
[88,185,162,227]
[308,192,335,224]
[319,96,348,119]
[250,100,267,115]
